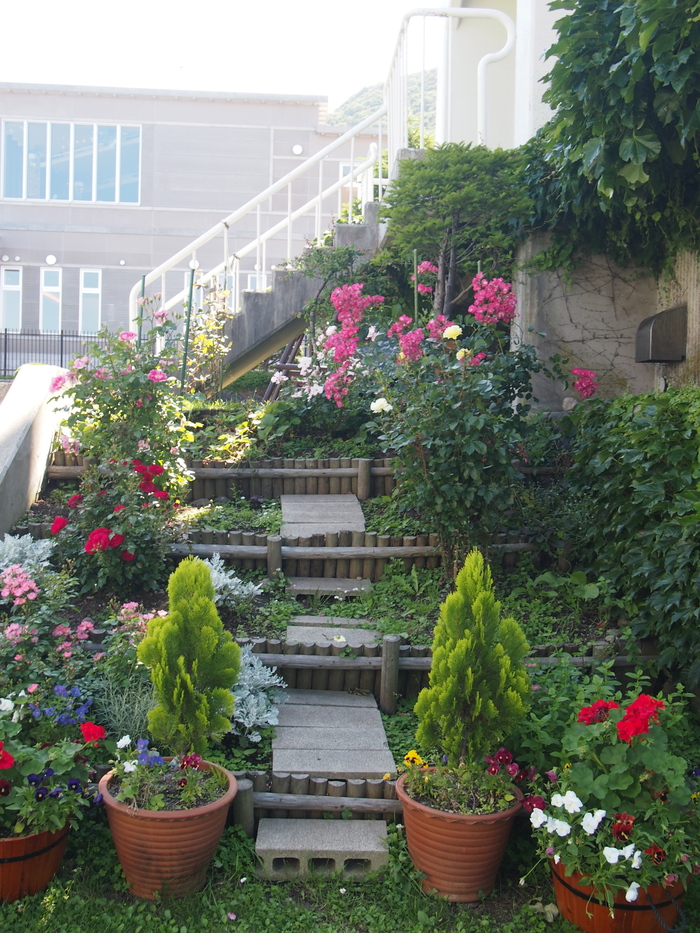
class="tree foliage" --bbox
[414,549,530,765]
[138,557,241,755]
[379,144,531,313]
[532,0,700,274]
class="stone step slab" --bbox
[273,726,389,750]
[282,688,376,708]
[277,704,382,729]
[286,625,380,647]
[287,577,372,596]
[291,615,369,628]
[271,748,396,780]
[256,818,388,880]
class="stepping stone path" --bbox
[287,614,380,648]
[281,494,373,597]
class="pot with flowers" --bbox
[0,686,105,902]
[394,548,534,901]
[98,557,241,899]
[527,687,700,933]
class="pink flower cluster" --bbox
[426,315,457,340]
[52,619,95,658]
[467,273,517,325]
[387,315,413,339]
[3,622,38,645]
[467,352,487,366]
[323,284,384,407]
[571,368,598,400]
[410,261,439,294]
[398,329,425,362]
[118,602,167,641]
[0,565,40,605]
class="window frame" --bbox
[40,266,62,333]
[79,269,102,334]
[0,266,23,332]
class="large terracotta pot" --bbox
[0,825,69,902]
[98,760,237,900]
[394,773,522,902]
[551,860,686,933]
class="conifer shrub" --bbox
[414,548,531,765]
[137,557,241,756]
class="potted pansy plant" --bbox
[527,687,700,932]
[0,685,105,902]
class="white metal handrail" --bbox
[128,106,386,326]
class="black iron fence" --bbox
[0,330,111,378]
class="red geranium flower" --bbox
[50,516,69,535]
[616,694,665,743]
[0,742,16,769]
[578,699,620,725]
[80,722,106,745]
[612,812,635,840]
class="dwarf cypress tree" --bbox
[137,557,241,756]
[414,548,530,765]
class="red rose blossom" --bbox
[50,516,69,535]
[122,551,136,561]
[67,494,83,508]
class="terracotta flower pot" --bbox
[394,772,522,902]
[98,760,237,900]
[0,825,70,903]
[551,860,686,933]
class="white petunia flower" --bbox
[626,882,640,902]
[530,808,548,829]
[562,791,584,814]
[117,735,131,749]
[550,793,565,808]
[603,847,621,864]
[552,819,572,837]
[582,809,606,834]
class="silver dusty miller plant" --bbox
[203,553,264,608]
[0,534,55,574]
[231,646,286,744]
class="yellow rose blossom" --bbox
[456,348,472,361]
[443,324,463,340]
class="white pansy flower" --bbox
[530,808,548,829]
[553,819,572,837]
[603,847,621,864]
[0,698,14,713]
[123,760,138,773]
[550,793,565,808]
[621,844,636,859]
[562,791,583,814]
[631,851,643,870]
[370,398,393,414]
[626,882,640,903]
[554,854,561,864]
[581,809,606,834]
[117,735,131,749]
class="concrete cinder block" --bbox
[256,818,388,880]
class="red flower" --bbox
[153,490,169,500]
[109,533,126,548]
[113,505,127,513]
[578,699,620,725]
[85,527,112,553]
[0,778,11,796]
[50,516,69,535]
[80,722,106,745]
[616,694,665,743]
[148,464,165,476]
[617,715,650,743]
[0,742,15,769]
[494,747,513,765]
[131,460,148,475]
[612,812,635,840]
[122,551,136,562]
[521,795,546,813]
[67,494,83,509]
[645,843,666,864]
[139,480,156,494]
[486,764,500,775]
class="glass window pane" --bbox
[50,123,70,200]
[43,269,60,288]
[27,122,47,199]
[81,292,100,333]
[83,271,100,289]
[73,124,93,201]
[2,289,21,331]
[119,126,140,203]
[3,269,20,287]
[96,125,116,202]
[3,122,24,198]
[41,291,60,332]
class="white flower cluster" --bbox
[530,792,644,902]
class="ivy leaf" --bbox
[618,132,662,163]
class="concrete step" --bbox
[286,624,380,647]
[287,577,373,597]
[280,493,365,537]
[290,615,369,628]
[283,688,377,708]
[256,818,388,880]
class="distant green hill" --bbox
[328,69,436,134]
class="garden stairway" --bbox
[281,494,374,597]
[256,686,396,880]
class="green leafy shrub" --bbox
[137,557,241,755]
[566,387,700,684]
[414,548,531,765]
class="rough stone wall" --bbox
[514,237,658,409]
[657,251,700,388]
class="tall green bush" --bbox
[414,549,531,765]
[137,557,241,755]
[566,387,700,684]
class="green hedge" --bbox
[566,387,700,684]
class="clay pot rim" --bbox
[395,771,523,824]
[98,758,237,820]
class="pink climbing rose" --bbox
[572,368,598,399]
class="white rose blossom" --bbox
[370,398,393,414]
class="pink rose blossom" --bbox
[119,331,137,342]
[147,369,167,383]
[572,368,598,400]
[49,375,66,393]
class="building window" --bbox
[80,270,101,334]
[40,267,62,333]
[2,121,141,203]
[1,267,22,332]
